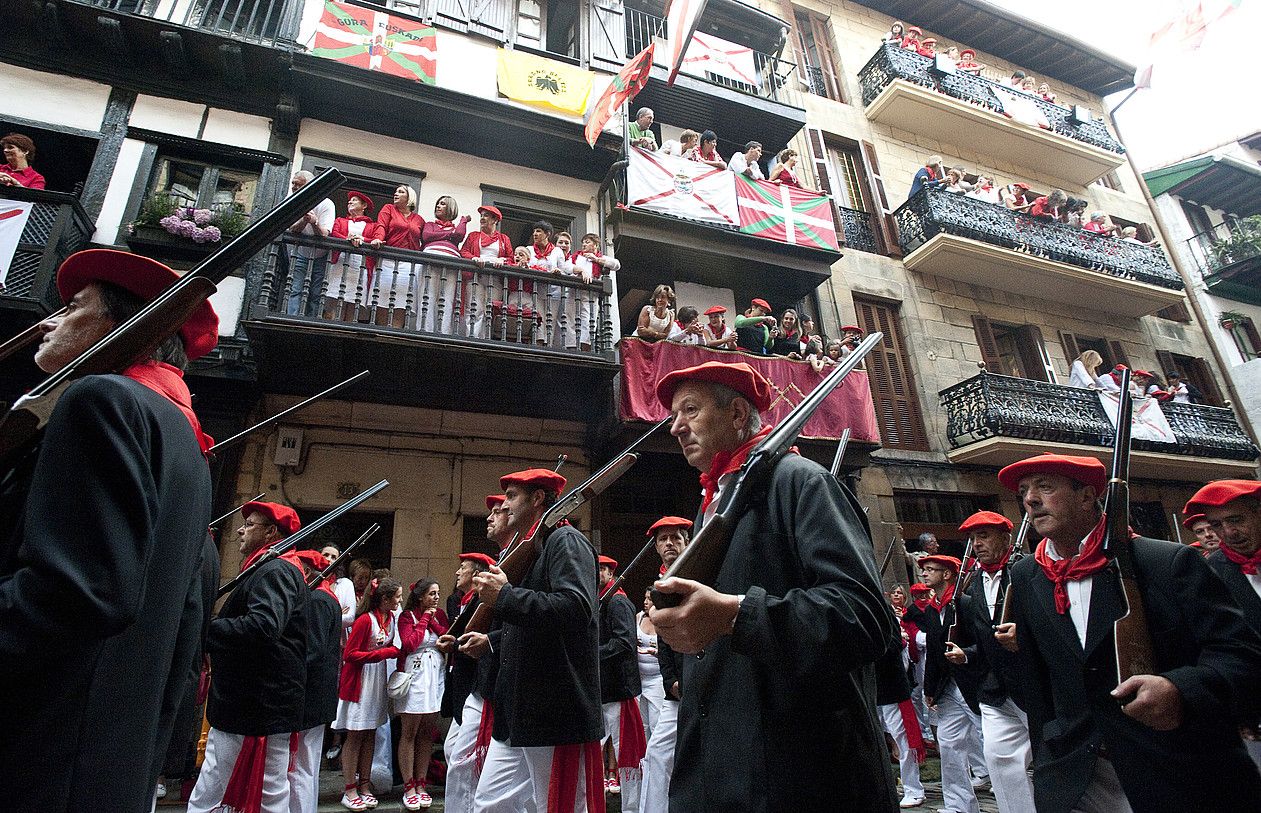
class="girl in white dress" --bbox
[633,284,675,341]
[637,592,666,739]
[395,579,449,810]
[335,577,403,811]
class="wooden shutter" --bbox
[587,0,624,70]
[805,128,842,238]
[808,13,844,102]
[436,0,510,40]
[1107,340,1130,369]
[859,140,900,257]
[1187,357,1224,406]
[1018,324,1056,383]
[971,315,1003,373]
[1155,350,1179,382]
[1058,330,1080,362]
[856,297,930,450]
[434,0,472,31]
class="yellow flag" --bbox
[496,48,594,116]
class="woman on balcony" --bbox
[370,184,422,329]
[956,49,984,76]
[900,26,922,51]
[771,308,804,358]
[689,130,726,170]
[327,190,381,322]
[883,21,905,45]
[459,204,513,339]
[1068,349,1103,389]
[770,149,805,189]
[633,284,675,342]
[418,195,471,335]
[965,175,1001,205]
[0,133,45,190]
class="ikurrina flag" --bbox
[627,146,738,226]
[734,176,840,251]
[585,43,655,147]
[312,0,437,84]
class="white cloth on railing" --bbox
[0,201,33,289]
[1097,391,1177,444]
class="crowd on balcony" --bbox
[1068,351,1197,402]
[0,132,46,190]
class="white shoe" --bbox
[417,789,433,809]
[971,775,990,790]
[899,795,924,808]
[155,783,167,800]
[340,792,367,811]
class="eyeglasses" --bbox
[242,520,276,529]
[919,566,949,574]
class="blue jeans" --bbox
[286,254,327,316]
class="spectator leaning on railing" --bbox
[0,133,45,190]
[728,141,764,180]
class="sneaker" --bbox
[155,783,167,800]
[417,790,433,809]
[899,795,924,809]
[607,774,621,795]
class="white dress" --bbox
[636,613,666,737]
[397,611,445,715]
[333,611,393,731]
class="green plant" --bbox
[1208,215,1261,270]
[210,204,249,238]
[132,193,181,227]
[1218,310,1248,329]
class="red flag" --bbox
[311,0,437,84]
[585,43,655,148]
[664,0,708,86]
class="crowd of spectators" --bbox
[1068,351,1197,402]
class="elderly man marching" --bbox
[1000,453,1261,812]
[1184,479,1261,770]
[944,511,1036,812]
[470,469,603,811]
[648,360,899,811]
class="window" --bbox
[149,156,259,212]
[855,297,930,450]
[792,8,844,102]
[826,145,865,211]
[434,0,511,40]
[300,151,425,221]
[807,130,897,256]
[1093,170,1124,192]
[514,0,578,58]
[481,186,587,249]
[1059,331,1127,373]
[972,316,1056,382]
[1224,317,1261,362]
[1154,302,1192,323]
[1154,350,1225,406]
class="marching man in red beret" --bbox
[943,511,1037,812]
[998,453,1261,812]
[0,249,221,811]
[191,501,311,813]
[648,360,900,810]
[468,469,603,810]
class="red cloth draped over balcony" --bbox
[619,338,881,442]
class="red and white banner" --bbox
[0,201,32,291]
[627,146,738,226]
[681,31,759,87]
[619,337,881,442]
[735,176,840,251]
[664,0,708,85]
[1097,391,1177,444]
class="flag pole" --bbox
[622,100,631,156]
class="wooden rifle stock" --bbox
[997,514,1030,626]
[652,333,883,609]
[308,523,379,588]
[1105,370,1155,686]
[208,370,370,455]
[0,168,346,466]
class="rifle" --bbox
[208,370,370,455]
[1171,511,1184,545]
[947,537,976,644]
[600,535,658,608]
[217,477,388,598]
[0,314,61,364]
[829,427,851,478]
[878,523,903,579]
[462,416,671,635]
[0,168,346,467]
[997,512,1030,627]
[209,493,266,530]
[1105,369,1155,687]
[652,333,883,609]
[308,523,380,588]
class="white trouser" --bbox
[936,683,981,813]
[879,703,924,800]
[372,259,414,317]
[370,720,393,790]
[444,693,485,813]
[979,699,1034,813]
[187,729,292,813]
[472,738,589,813]
[967,704,988,779]
[573,291,596,348]
[419,262,458,334]
[288,724,325,813]
[639,675,665,742]
[1248,738,1261,772]
[639,699,678,813]
[1073,757,1134,813]
[601,701,622,754]
[602,700,642,812]
[911,657,934,738]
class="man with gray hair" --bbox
[649,360,899,811]
[629,107,657,151]
[286,170,335,317]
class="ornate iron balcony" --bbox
[837,206,879,254]
[896,187,1183,291]
[858,43,1125,155]
[85,0,297,47]
[939,371,1258,461]
[0,187,94,313]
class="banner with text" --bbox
[312,0,437,84]
[497,48,594,115]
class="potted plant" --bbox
[127,193,250,259]
[1208,215,1261,271]
[1218,310,1248,330]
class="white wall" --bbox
[0,63,110,132]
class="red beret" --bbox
[1181,512,1208,529]
[290,549,329,571]
[1132,369,1153,378]
[841,325,862,333]
[478,205,503,221]
[598,555,618,569]
[909,583,932,594]
[920,554,961,573]
[959,511,1013,533]
[346,190,375,212]
[751,298,771,311]
[704,305,726,316]
[485,494,506,511]
[656,360,774,412]
[458,552,497,568]
[500,468,568,494]
[1012,182,1031,191]
[907,26,922,34]
[961,49,976,58]
[997,453,1107,494]
[647,516,694,536]
[1185,480,1261,514]
[57,249,219,360]
[241,501,301,536]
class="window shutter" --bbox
[1155,350,1178,382]
[436,0,510,40]
[809,14,844,102]
[805,128,842,240]
[856,297,930,451]
[1019,324,1056,383]
[1107,340,1130,369]
[1188,357,1224,406]
[1058,330,1080,362]
[435,0,472,31]
[859,140,900,257]
[587,0,624,71]
[970,315,1003,373]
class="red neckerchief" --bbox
[459,588,476,609]
[599,580,627,601]
[698,426,773,515]
[433,218,455,231]
[1221,544,1261,576]
[1109,370,1124,386]
[709,322,728,338]
[929,582,954,611]
[532,242,554,261]
[122,361,214,455]
[912,598,931,611]
[239,543,304,576]
[372,608,394,642]
[977,546,1013,574]
[658,563,668,577]
[1032,515,1127,614]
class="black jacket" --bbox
[0,376,212,813]
[874,642,912,706]
[657,637,683,702]
[492,523,602,746]
[1011,537,1261,813]
[442,595,481,722]
[207,555,309,735]
[1206,549,1261,636]
[956,565,1025,710]
[599,589,641,703]
[670,455,899,813]
[920,591,982,713]
[304,587,343,728]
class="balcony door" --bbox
[972,316,1056,382]
[855,297,929,451]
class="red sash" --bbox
[617,697,647,776]
[898,699,927,763]
[548,741,606,813]
[221,736,268,813]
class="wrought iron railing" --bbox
[939,371,1258,461]
[624,7,798,103]
[895,187,1182,290]
[83,0,299,46]
[0,187,95,312]
[255,233,616,357]
[837,205,878,254]
[1184,220,1261,276]
[857,43,1125,155]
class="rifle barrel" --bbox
[210,493,266,529]
[601,536,657,606]
[829,428,851,478]
[309,524,379,588]
[209,370,369,455]
[0,311,62,363]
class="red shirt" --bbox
[421,217,468,251]
[773,167,803,188]
[1028,196,1059,219]
[337,610,401,703]
[459,229,513,262]
[398,608,450,655]
[0,164,44,190]
[376,204,423,250]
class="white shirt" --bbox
[1096,373,1121,393]
[1044,536,1096,648]
[1248,573,1261,603]
[293,197,336,259]
[1069,360,1098,389]
[727,152,764,180]
[981,570,1003,621]
[668,322,703,344]
[333,577,357,631]
[701,470,736,528]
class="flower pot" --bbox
[126,224,219,264]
